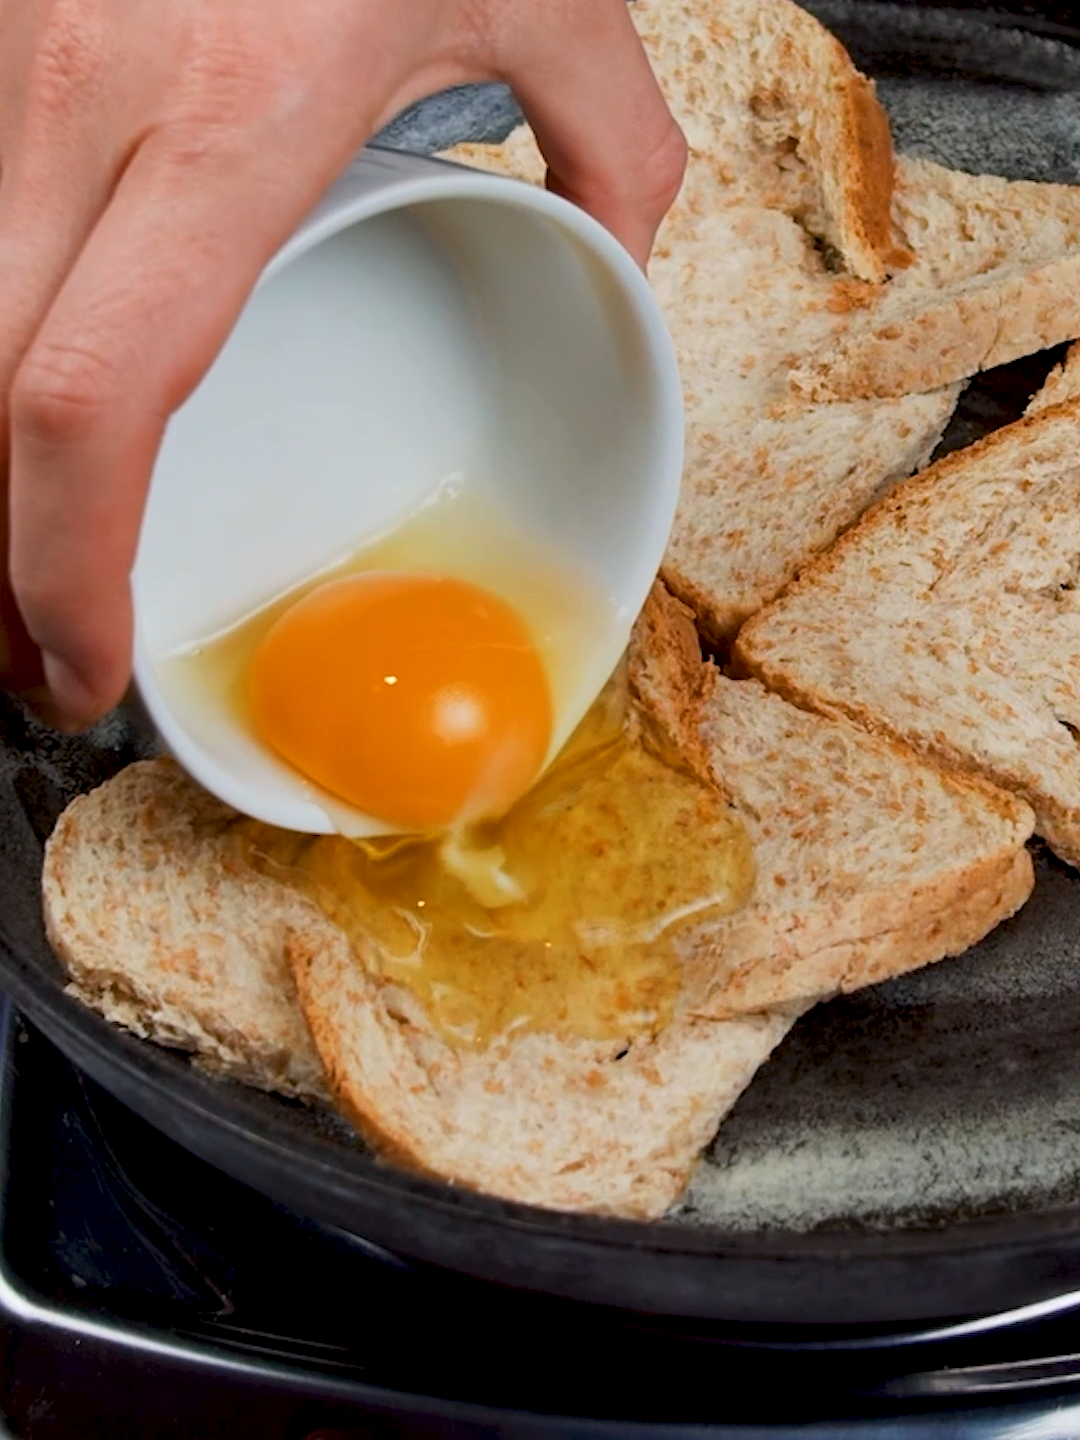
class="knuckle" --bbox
[149,118,222,173]
[25,2,107,123]
[168,24,303,134]
[450,0,499,59]
[637,120,688,214]
[12,340,120,443]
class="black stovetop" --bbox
[4,1003,1080,1437]
[4,10,1080,1433]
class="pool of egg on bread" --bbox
[163,485,754,1050]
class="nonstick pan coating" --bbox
[4,3,1080,1329]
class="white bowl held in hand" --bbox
[132,146,684,835]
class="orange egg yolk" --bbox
[247,573,554,830]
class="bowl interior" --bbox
[133,184,679,831]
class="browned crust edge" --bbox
[734,395,1080,859]
[284,930,444,1181]
[736,392,1080,646]
[837,66,914,280]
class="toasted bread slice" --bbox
[42,759,329,1100]
[738,391,1080,867]
[289,932,801,1221]
[286,584,1031,1216]
[1027,341,1080,417]
[451,0,908,281]
[447,0,960,644]
[630,586,1033,1018]
[41,586,1033,1217]
[628,0,911,282]
[791,161,1080,402]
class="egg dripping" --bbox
[156,481,757,1052]
[235,667,756,1051]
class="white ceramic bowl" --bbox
[132,145,684,833]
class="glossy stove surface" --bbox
[4,1004,1080,1438]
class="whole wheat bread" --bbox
[791,160,1080,402]
[447,0,961,645]
[43,586,1034,1217]
[626,0,912,282]
[455,2,1080,640]
[42,760,329,1100]
[1027,341,1080,417]
[629,586,1033,1020]
[738,386,1080,867]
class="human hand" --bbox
[0,0,685,730]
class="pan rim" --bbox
[9,927,1080,1273]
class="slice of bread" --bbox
[447,0,961,644]
[627,0,912,282]
[288,936,802,1221]
[41,586,1034,1217]
[630,586,1034,1019]
[42,760,329,1101]
[1027,341,1080,417]
[738,391,1080,867]
[285,586,1032,1215]
[450,0,908,281]
[791,160,1080,402]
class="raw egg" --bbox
[247,572,553,830]
[235,666,756,1051]
[151,482,758,1053]
[156,481,624,835]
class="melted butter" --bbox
[233,673,755,1050]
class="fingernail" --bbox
[39,652,96,733]
[18,684,79,734]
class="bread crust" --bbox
[738,390,1080,866]
[792,161,1080,402]
[41,585,1035,1218]
[445,0,957,648]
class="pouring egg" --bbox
[125,153,757,1053]
[132,148,683,835]
[156,478,622,836]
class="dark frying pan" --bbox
[4,2,1080,1332]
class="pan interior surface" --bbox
[3,3,1080,1325]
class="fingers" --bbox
[0,0,463,728]
[0,0,171,400]
[8,123,353,726]
[0,156,137,702]
[0,0,175,700]
[487,0,686,267]
[0,0,681,731]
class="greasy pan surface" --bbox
[4,3,1080,1329]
